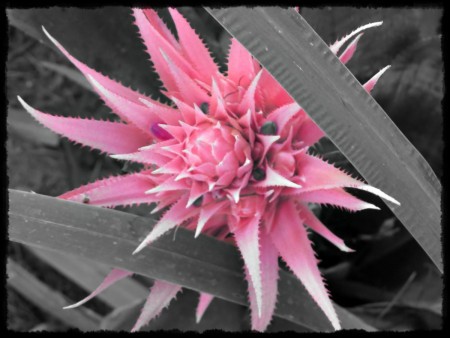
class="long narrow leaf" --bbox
[205,7,441,273]
[8,189,374,331]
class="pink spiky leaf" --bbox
[270,199,341,330]
[18,96,150,154]
[338,33,363,65]
[329,21,383,55]
[297,203,354,252]
[133,194,200,254]
[168,8,219,83]
[160,49,210,106]
[294,152,400,205]
[298,188,380,211]
[196,200,228,237]
[231,214,263,317]
[142,9,180,49]
[139,97,182,126]
[196,293,215,323]
[237,69,263,115]
[246,230,279,332]
[253,165,301,189]
[132,9,197,92]
[363,66,391,93]
[64,268,133,309]
[131,280,182,332]
[110,150,171,167]
[58,171,157,207]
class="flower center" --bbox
[184,123,252,188]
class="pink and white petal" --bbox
[59,172,157,207]
[196,200,229,237]
[150,191,185,215]
[210,78,228,120]
[145,175,189,194]
[231,215,263,317]
[297,188,380,211]
[168,8,219,83]
[170,97,197,125]
[247,230,279,332]
[256,135,281,164]
[133,194,200,254]
[297,202,354,252]
[186,181,209,208]
[132,9,197,92]
[294,153,400,205]
[363,66,391,93]
[270,199,341,330]
[237,70,263,115]
[193,104,214,125]
[196,293,215,323]
[338,33,363,64]
[18,97,150,154]
[131,280,182,332]
[152,156,186,175]
[111,150,171,167]
[253,165,301,189]
[87,75,160,135]
[160,49,210,106]
[142,9,180,49]
[329,21,383,55]
[64,268,133,309]
[139,97,182,126]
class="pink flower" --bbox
[18,8,399,331]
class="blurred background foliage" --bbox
[7,7,442,331]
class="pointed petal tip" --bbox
[376,65,392,78]
[17,96,38,119]
[17,95,28,108]
[62,304,75,310]
[341,245,355,253]
[41,26,59,46]
[364,203,381,211]
[354,185,400,206]
[194,229,201,238]
[132,243,145,255]
[41,25,50,36]
[109,154,126,160]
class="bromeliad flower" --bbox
[18,8,399,331]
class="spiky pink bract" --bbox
[19,8,399,332]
